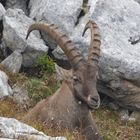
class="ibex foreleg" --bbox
[82,113,103,140]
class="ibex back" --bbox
[24,21,103,140]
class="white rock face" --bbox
[0,70,13,99]
[90,0,140,109]
[0,3,6,20]
[0,117,67,140]
[2,8,48,67]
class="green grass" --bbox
[36,54,55,74]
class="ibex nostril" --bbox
[91,96,99,103]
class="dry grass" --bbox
[0,99,140,140]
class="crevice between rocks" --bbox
[0,0,7,7]
[75,0,90,26]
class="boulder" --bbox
[2,8,48,67]
[28,0,83,50]
[0,70,13,99]
[1,50,22,73]
[29,0,83,35]
[89,0,140,110]
[0,117,67,140]
[5,0,29,15]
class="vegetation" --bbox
[36,54,55,74]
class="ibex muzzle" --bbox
[26,21,101,110]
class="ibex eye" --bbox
[73,76,81,82]
[73,76,79,81]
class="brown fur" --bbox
[24,21,103,140]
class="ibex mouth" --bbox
[87,96,100,109]
[87,101,100,110]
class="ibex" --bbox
[24,20,103,140]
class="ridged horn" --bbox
[82,21,101,66]
[26,23,84,68]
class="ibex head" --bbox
[26,21,101,109]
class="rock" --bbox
[0,3,6,41]
[28,0,83,51]
[11,84,30,109]
[29,0,83,35]
[119,109,129,122]
[108,102,119,111]
[0,70,13,99]
[2,8,48,67]
[129,111,140,123]
[0,117,67,140]
[134,0,140,4]
[5,0,29,15]
[89,0,140,110]
[0,3,6,20]
[119,110,140,123]
[1,50,22,73]
[52,47,68,62]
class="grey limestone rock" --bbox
[29,0,83,35]
[5,0,29,15]
[90,0,140,110]
[1,50,22,73]
[0,70,13,99]
[0,117,67,140]
[2,8,48,67]
[28,0,83,50]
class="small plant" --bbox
[36,54,55,74]
[27,78,52,103]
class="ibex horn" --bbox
[82,21,101,66]
[26,23,84,68]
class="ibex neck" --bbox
[61,81,88,109]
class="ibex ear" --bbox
[55,64,73,82]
